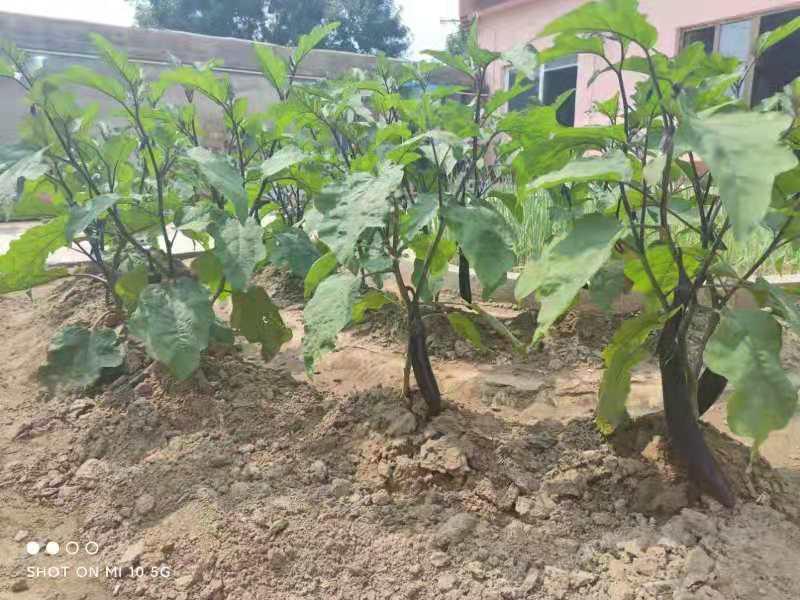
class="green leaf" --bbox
[304,251,338,300]
[261,146,307,180]
[270,228,321,278]
[114,266,149,312]
[423,50,472,78]
[501,104,626,187]
[485,81,535,118]
[66,194,121,242]
[597,311,666,434]
[677,110,797,240]
[293,22,340,65]
[400,193,438,242]
[540,0,658,50]
[516,213,623,343]
[254,43,289,93]
[757,15,800,56]
[89,33,141,86]
[191,251,226,297]
[210,318,236,345]
[751,277,800,332]
[39,325,124,389]
[213,217,267,292]
[0,216,69,293]
[187,147,249,224]
[466,20,501,68]
[230,285,292,361]
[0,149,48,220]
[314,163,404,263]
[447,312,484,350]
[539,33,605,64]
[704,309,798,448]
[624,243,702,301]
[56,65,127,103]
[352,289,396,324]
[303,272,360,374]
[443,203,516,300]
[157,66,229,105]
[590,256,626,312]
[128,278,214,380]
[501,43,539,80]
[530,150,632,189]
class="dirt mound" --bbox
[3,280,800,600]
[252,266,305,308]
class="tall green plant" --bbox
[508,0,800,506]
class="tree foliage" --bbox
[131,0,411,57]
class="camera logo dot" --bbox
[45,541,60,555]
[65,541,80,555]
[26,541,41,556]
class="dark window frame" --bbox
[680,6,800,105]
[505,53,578,125]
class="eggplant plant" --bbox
[289,47,529,416]
[507,0,800,506]
[0,26,340,385]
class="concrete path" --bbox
[0,220,204,266]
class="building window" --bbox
[507,54,577,125]
[681,8,800,105]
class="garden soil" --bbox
[2,278,800,600]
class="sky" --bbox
[0,0,460,58]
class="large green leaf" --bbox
[191,251,226,297]
[677,110,797,240]
[704,309,798,448]
[39,325,125,389]
[314,163,403,263]
[212,217,267,292]
[539,33,605,64]
[90,33,142,86]
[757,15,800,56]
[501,104,626,187]
[187,147,249,223]
[516,213,623,343]
[624,243,702,302]
[540,0,658,50]
[447,312,484,350]
[128,278,214,380]
[56,65,127,104]
[303,272,360,374]
[0,216,69,293]
[114,266,149,312]
[352,289,396,324]
[590,256,626,312]
[501,43,539,80]
[230,286,292,361]
[751,277,800,332]
[400,193,438,242]
[293,22,340,65]
[157,66,229,105]
[304,251,338,299]
[261,146,307,180]
[0,149,48,220]
[443,203,516,300]
[530,150,632,189]
[66,194,121,242]
[253,44,289,93]
[270,228,321,278]
[597,311,666,434]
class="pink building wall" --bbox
[466,0,800,124]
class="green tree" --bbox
[130,0,411,57]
